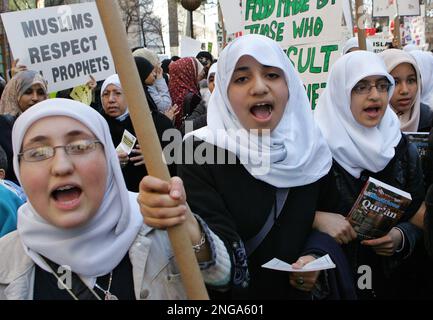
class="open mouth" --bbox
[250,103,273,121]
[51,185,82,210]
[364,106,381,117]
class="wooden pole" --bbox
[355,0,367,50]
[189,10,194,39]
[393,15,401,49]
[348,0,355,36]
[393,0,401,49]
[218,3,227,47]
[96,0,209,300]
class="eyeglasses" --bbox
[352,80,392,95]
[19,139,102,162]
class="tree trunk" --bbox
[167,0,179,56]
[140,20,147,47]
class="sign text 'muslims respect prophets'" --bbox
[21,13,110,83]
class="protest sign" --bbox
[1,3,115,93]
[342,0,353,36]
[402,5,426,48]
[373,0,398,17]
[243,0,342,46]
[219,0,243,34]
[286,41,340,109]
[369,35,389,54]
[180,36,202,58]
[242,0,343,109]
[398,0,421,16]
[216,23,242,54]
[373,0,420,18]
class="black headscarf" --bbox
[161,59,171,74]
[196,51,213,63]
[134,56,158,112]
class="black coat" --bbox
[103,112,177,192]
[321,135,424,219]
[180,99,207,136]
[319,134,425,299]
[418,103,433,132]
[178,138,335,299]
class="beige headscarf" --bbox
[132,47,159,67]
[0,70,47,116]
[379,49,421,132]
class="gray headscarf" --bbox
[0,70,47,116]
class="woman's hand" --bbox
[130,144,145,166]
[117,150,129,168]
[86,75,97,91]
[361,228,403,256]
[11,58,27,77]
[313,211,357,244]
[155,65,163,80]
[164,104,180,121]
[138,176,211,261]
[289,255,321,292]
[138,176,188,229]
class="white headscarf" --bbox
[101,73,121,96]
[194,57,204,78]
[379,49,422,132]
[315,51,402,178]
[207,63,218,83]
[101,74,129,121]
[342,37,374,55]
[403,44,418,52]
[409,50,433,108]
[188,34,332,188]
[13,98,143,285]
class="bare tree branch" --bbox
[118,0,167,53]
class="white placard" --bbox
[219,0,243,34]
[373,0,398,17]
[286,40,341,110]
[242,0,343,46]
[342,0,353,36]
[179,36,202,58]
[373,0,420,17]
[402,6,426,48]
[397,0,421,16]
[369,35,390,54]
[1,3,115,93]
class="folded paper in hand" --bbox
[261,254,336,272]
[116,129,137,155]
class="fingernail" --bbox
[172,190,181,198]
